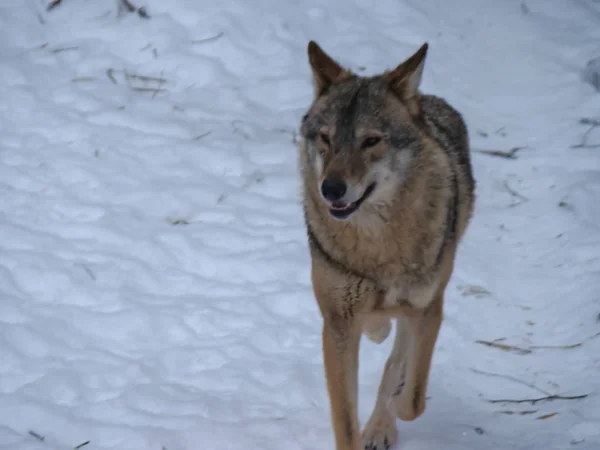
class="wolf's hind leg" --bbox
[361,318,411,449]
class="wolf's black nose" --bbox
[321,178,347,202]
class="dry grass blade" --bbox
[131,87,167,93]
[128,74,167,83]
[168,218,189,226]
[470,368,551,395]
[473,146,525,159]
[193,131,212,140]
[74,441,91,449]
[28,430,45,441]
[75,263,96,281]
[47,0,62,11]
[106,70,168,90]
[537,412,558,420]
[503,180,529,206]
[475,339,532,355]
[498,409,538,415]
[120,0,137,12]
[106,69,118,84]
[529,343,582,350]
[72,77,97,82]
[192,32,224,44]
[53,47,79,53]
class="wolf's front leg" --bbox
[322,315,362,450]
[310,247,378,449]
[392,292,443,421]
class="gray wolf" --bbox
[298,40,475,450]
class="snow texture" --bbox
[1,0,599,449]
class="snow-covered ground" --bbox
[1,0,599,449]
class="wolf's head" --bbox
[300,41,429,221]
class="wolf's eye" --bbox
[361,136,382,149]
[320,133,331,146]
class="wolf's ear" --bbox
[387,43,428,115]
[307,41,349,97]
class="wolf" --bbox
[298,40,475,450]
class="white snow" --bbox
[1,0,599,449]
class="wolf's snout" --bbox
[321,178,347,202]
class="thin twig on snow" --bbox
[118,0,151,20]
[475,339,532,355]
[152,70,165,98]
[469,368,551,395]
[571,118,600,149]
[529,332,600,350]
[106,69,168,92]
[537,412,558,420]
[487,394,588,405]
[477,332,600,356]
[503,180,529,206]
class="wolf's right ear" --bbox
[307,41,349,97]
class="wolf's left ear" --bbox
[386,43,428,115]
[307,41,349,97]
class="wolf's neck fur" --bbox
[301,138,451,285]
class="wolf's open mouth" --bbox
[329,183,376,219]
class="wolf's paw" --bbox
[361,410,397,450]
[362,317,391,344]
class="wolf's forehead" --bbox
[301,77,391,140]
[324,78,388,127]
